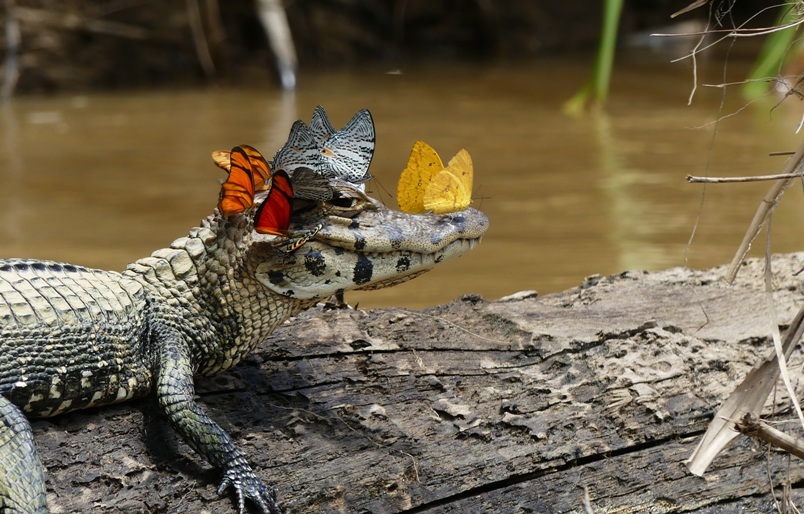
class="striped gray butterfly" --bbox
[309,106,375,190]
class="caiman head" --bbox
[249,180,489,301]
[128,177,487,374]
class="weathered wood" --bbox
[36,253,804,513]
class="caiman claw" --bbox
[218,465,282,514]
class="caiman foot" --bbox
[217,465,282,514]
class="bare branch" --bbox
[737,413,804,461]
[687,173,804,183]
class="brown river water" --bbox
[2,55,804,308]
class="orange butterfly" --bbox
[217,145,278,217]
[254,170,293,235]
[217,146,256,216]
[213,145,273,191]
[239,144,272,191]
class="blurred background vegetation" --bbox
[0,0,783,94]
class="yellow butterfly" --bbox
[397,141,473,214]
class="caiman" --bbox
[0,179,488,513]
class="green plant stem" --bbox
[564,0,623,114]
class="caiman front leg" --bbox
[0,395,48,514]
[153,326,281,514]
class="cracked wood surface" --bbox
[35,253,804,513]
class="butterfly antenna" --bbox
[367,176,394,206]
[473,184,491,208]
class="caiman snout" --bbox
[255,206,489,300]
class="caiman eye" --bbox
[330,193,357,209]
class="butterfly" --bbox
[255,175,320,253]
[212,145,272,191]
[309,106,375,188]
[289,167,333,201]
[217,146,257,216]
[397,141,473,215]
[270,120,323,175]
[254,169,293,236]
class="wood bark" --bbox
[35,253,804,513]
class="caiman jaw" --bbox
[254,206,489,300]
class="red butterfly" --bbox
[215,144,305,243]
[254,169,293,236]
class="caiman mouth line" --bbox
[313,234,483,256]
[302,207,489,256]
[341,238,481,260]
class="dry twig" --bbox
[737,413,804,461]
[687,301,804,475]
[687,173,804,183]
[724,139,804,283]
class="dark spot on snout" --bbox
[354,255,373,285]
[354,234,367,251]
[304,250,327,276]
[430,233,443,246]
[388,227,405,250]
[267,270,287,286]
[396,256,411,273]
[349,219,361,229]
[435,213,467,232]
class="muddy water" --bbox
[2,56,803,308]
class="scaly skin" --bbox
[0,181,488,513]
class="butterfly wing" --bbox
[397,141,444,214]
[218,182,253,216]
[255,170,293,235]
[422,149,473,214]
[309,105,336,142]
[272,121,324,175]
[218,147,255,216]
[237,144,273,191]
[290,167,334,201]
[212,146,272,191]
[318,109,375,186]
[445,149,473,197]
[211,150,231,171]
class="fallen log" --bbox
[36,253,804,513]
